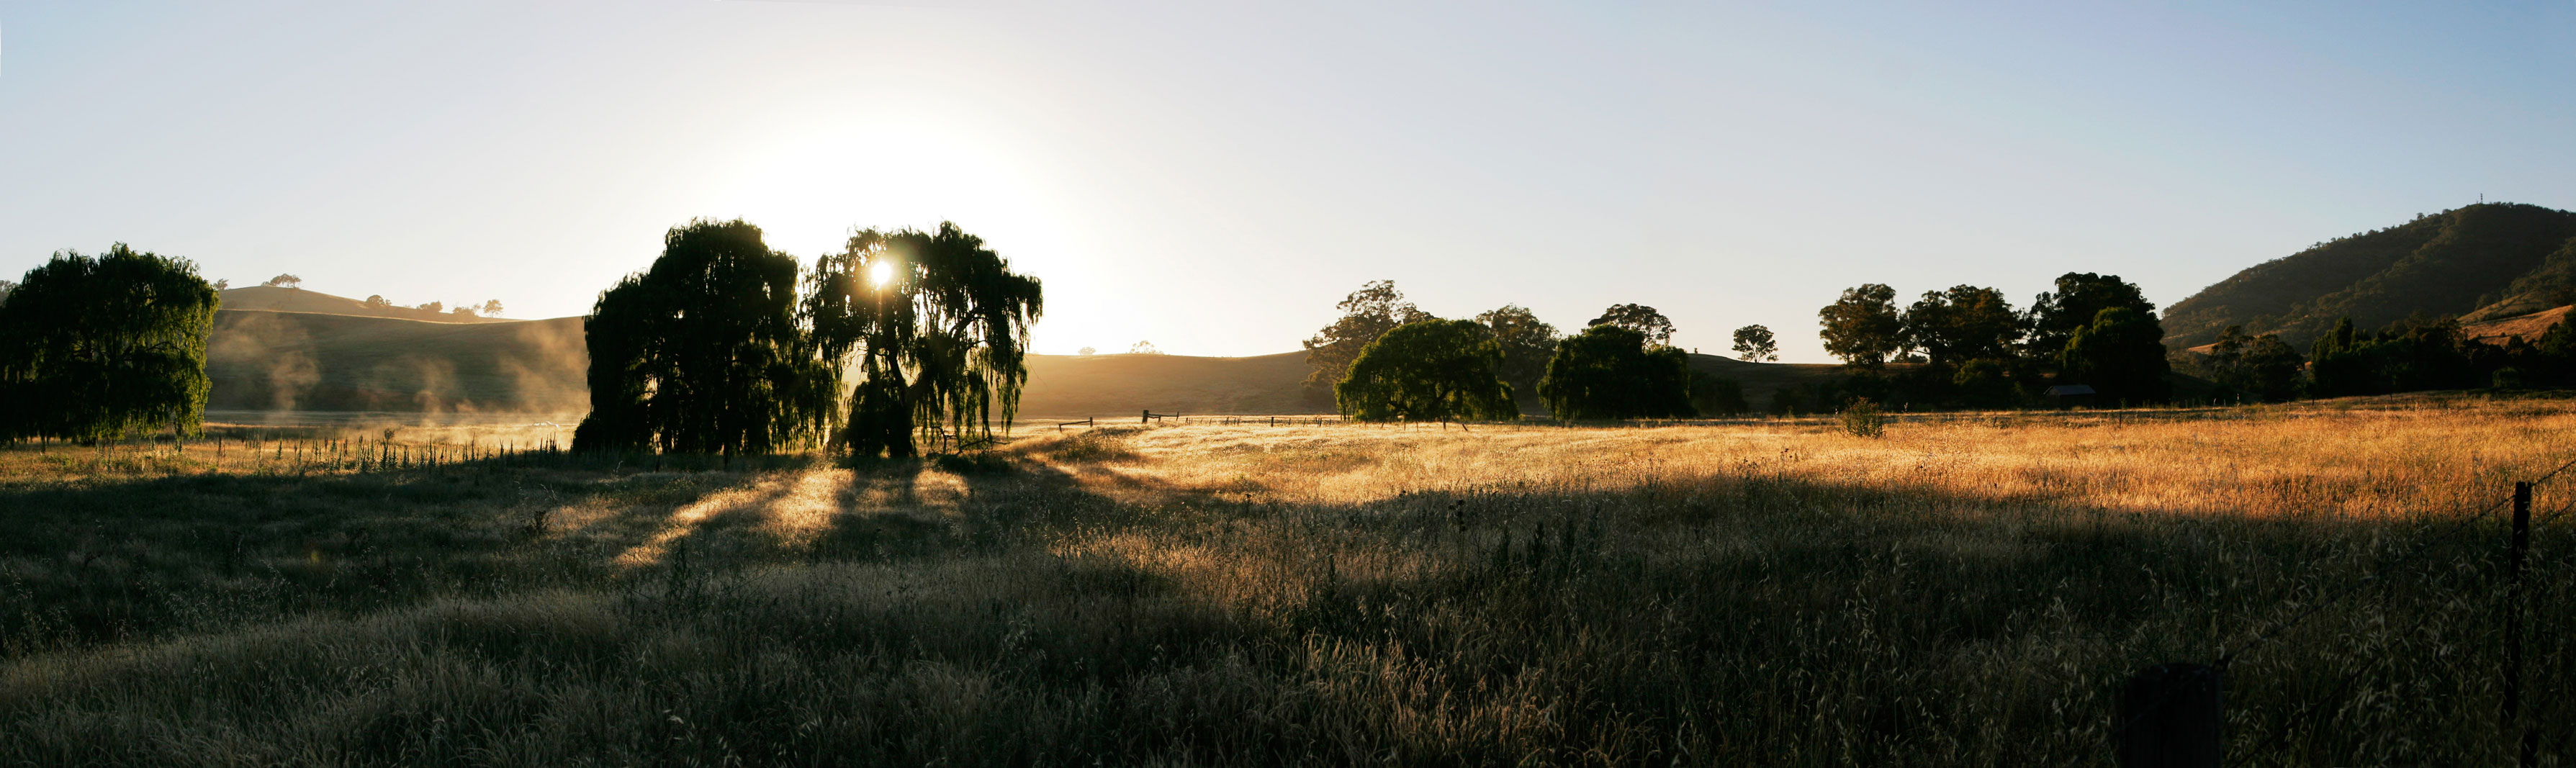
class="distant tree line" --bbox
[1792,273,2169,413]
[1306,282,1759,423]
[2165,311,2576,402]
[0,245,221,443]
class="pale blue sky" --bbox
[3,1,2571,361]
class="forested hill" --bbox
[217,286,508,323]
[2162,202,2576,348]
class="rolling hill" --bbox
[2162,202,2576,348]
[202,308,1847,417]
[217,286,508,323]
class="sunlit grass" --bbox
[0,394,2568,765]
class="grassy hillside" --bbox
[207,310,586,413]
[2163,202,2576,347]
[217,286,508,324]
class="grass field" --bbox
[1,396,2570,765]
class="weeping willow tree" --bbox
[807,222,1042,458]
[572,220,839,455]
[0,245,220,443]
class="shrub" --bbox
[1841,397,1888,438]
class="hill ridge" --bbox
[2163,202,2576,348]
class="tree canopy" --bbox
[573,220,837,455]
[1539,325,1693,420]
[1731,325,1778,363]
[2026,273,2153,361]
[807,222,1043,458]
[1904,285,2019,367]
[2059,307,2169,404]
[0,245,221,443]
[1304,281,1434,393]
[1588,304,1675,347]
[1336,320,1518,423]
[1818,284,1906,366]
[1473,304,1559,399]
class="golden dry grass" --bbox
[0,394,2568,765]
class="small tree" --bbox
[1539,325,1693,420]
[1818,284,1906,366]
[1078,346,1097,356]
[481,299,504,317]
[364,294,391,308]
[451,305,478,317]
[416,301,443,313]
[1130,340,1161,355]
[1336,320,1517,423]
[1305,281,1434,392]
[1731,325,1778,363]
[1588,303,1675,346]
[212,279,229,291]
[264,274,302,289]
[0,245,221,442]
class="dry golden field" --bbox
[0,395,2570,765]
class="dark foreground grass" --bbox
[0,414,2570,766]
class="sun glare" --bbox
[868,259,896,288]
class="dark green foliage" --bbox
[1539,325,1692,420]
[573,220,837,455]
[1335,320,1518,423]
[1473,304,1560,398]
[0,245,220,442]
[1730,324,1778,363]
[1688,371,1750,416]
[1587,303,1675,346]
[808,223,1044,458]
[2025,273,2153,363]
[1818,284,1907,366]
[1303,281,1434,394]
[1839,397,1886,437]
[2307,315,2482,397]
[1951,358,2020,408]
[1906,285,2021,368]
[2195,325,2306,402]
[2164,202,2576,347]
[2059,307,2170,405]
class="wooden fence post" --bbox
[2504,481,2535,767]
[2114,662,2223,768]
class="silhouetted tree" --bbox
[211,279,228,291]
[1906,286,2021,369]
[807,222,1043,458]
[1539,325,1693,420]
[2202,325,2305,402]
[2059,307,2169,404]
[1336,320,1518,423]
[0,245,220,442]
[1588,304,1675,346]
[415,301,443,313]
[451,305,477,317]
[1731,325,1778,363]
[1819,284,1906,366]
[575,219,837,455]
[1129,340,1161,355]
[363,294,391,308]
[2025,273,2153,363]
[1305,281,1434,392]
[1473,304,1560,398]
[1077,346,1097,356]
[263,274,302,289]
[481,299,503,317]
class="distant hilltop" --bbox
[217,286,510,324]
[2163,202,2576,348]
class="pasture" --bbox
[0,396,2568,766]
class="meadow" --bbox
[0,396,2570,766]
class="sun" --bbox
[868,259,896,289]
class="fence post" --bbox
[2113,662,2223,768]
[2504,481,2534,767]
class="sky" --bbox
[2,1,2572,361]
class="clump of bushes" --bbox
[1841,397,1888,438]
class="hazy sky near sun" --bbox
[3,1,2572,361]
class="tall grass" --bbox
[0,396,2569,765]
